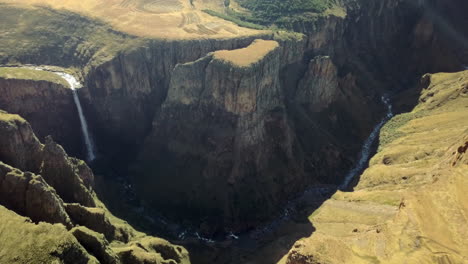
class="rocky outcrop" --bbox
[65,203,119,241]
[0,161,72,228]
[296,56,341,112]
[82,34,272,160]
[0,76,82,156]
[0,112,95,206]
[136,39,308,231]
[115,237,190,264]
[40,136,96,207]
[71,226,121,264]
[1,0,466,250]
[0,110,191,264]
[0,111,43,171]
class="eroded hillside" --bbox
[279,71,468,263]
[0,109,191,263]
[0,0,263,39]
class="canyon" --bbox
[0,0,467,263]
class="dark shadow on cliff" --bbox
[90,153,337,264]
[341,82,424,192]
[182,186,337,264]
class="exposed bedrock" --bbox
[0,78,82,156]
[135,37,376,231]
[82,35,272,161]
[136,40,310,231]
[0,161,73,228]
[0,111,95,207]
[0,110,191,264]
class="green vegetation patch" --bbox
[231,0,333,28]
[273,30,304,41]
[239,0,330,19]
[378,110,430,151]
[0,205,96,264]
[0,67,69,87]
[0,110,26,123]
[202,9,266,30]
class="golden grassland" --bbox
[0,4,142,67]
[0,67,69,87]
[0,0,266,39]
[0,205,98,264]
[0,110,26,123]
[213,39,278,67]
[240,71,468,264]
[276,70,468,263]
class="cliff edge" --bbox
[281,71,468,263]
[0,110,191,264]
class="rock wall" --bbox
[0,111,95,206]
[2,0,465,237]
[136,40,307,231]
[0,77,82,156]
[0,110,191,264]
[76,0,467,233]
[82,34,272,160]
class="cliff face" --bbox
[0,77,82,156]
[136,40,307,231]
[0,110,191,264]
[0,0,465,243]
[82,35,272,160]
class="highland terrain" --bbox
[0,0,467,263]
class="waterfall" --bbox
[54,72,96,162]
[339,96,394,190]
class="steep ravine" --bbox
[0,0,466,263]
[281,70,468,264]
[81,0,466,236]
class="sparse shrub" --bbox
[238,0,330,24]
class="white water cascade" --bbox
[3,65,97,161]
[54,72,96,162]
[339,96,394,190]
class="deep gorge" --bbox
[0,0,467,263]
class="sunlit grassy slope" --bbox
[232,70,468,264]
[275,70,468,263]
[0,4,141,67]
[206,0,341,30]
[0,0,264,39]
[0,67,69,87]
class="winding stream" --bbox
[131,96,396,244]
[112,95,395,246]
[339,95,394,190]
